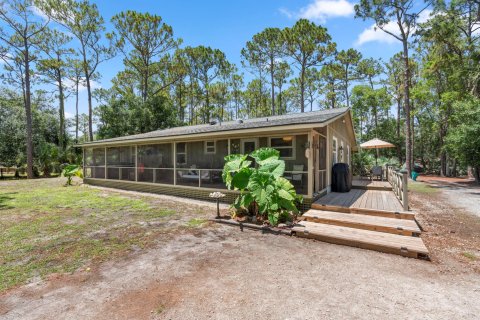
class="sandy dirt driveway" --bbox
[1,182,480,320]
[418,176,480,217]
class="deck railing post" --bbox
[135,145,138,182]
[402,172,408,211]
[104,147,107,179]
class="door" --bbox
[241,138,258,154]
[313,133,327,193]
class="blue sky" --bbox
[61,0,414,120]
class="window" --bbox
[341,141,344,162]
[241,139,258,154]
[332,137,338,164]
[176,142,187,165]
[347,145,350,165]
[269,136,296,159]
[204,141,216,154]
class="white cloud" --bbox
[355,21,399,46]
[65,111,74,119]
[280,0,355,23]
[417,9,433,24]
[31,5,49,21]
[355,9,434,46]
[63,78,101,93]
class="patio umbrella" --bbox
[359,138,395,165]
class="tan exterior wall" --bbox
[82,110,356,206]
[84,178,314,211]
[326,113,356,187]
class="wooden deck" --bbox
[313,188,404,213]
[352,178,392,190]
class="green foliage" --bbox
[96,95,178,139]
[283,19,336,112]
[37,142,60,177]
[222,147,302,226]
[108,10,181,101]
[445,98,480,181]
[62,164,83,186]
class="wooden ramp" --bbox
[293,221,429,259]
[302,209,421,236]
[296,187,429,259]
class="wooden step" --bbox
[302,210,421,236]
[352,185,393,191]
[293,221,429,259]
[311,202,415,220]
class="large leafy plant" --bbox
[222,147,302,225]
[62,164,83,186]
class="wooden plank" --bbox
[375,191,384,211]
[311,203,351,213]
[350,190,364,208]
[303,210,421,236]
[293,221,428,258]
[381,191,390,211]
[349,207,415,220]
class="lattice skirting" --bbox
[84,178,313,211]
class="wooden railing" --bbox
[386,166,409,211]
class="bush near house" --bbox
[222,147,302,226]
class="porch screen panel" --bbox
[84,147,105,179]
[282,134,308,195]
[106,146,135,181]
[137,143,173,184]
[176,140,228,189]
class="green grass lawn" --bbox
[408,180,439,193]
[0,178,211,292]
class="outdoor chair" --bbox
[371,166,383,181]
[359,167,371,180]
[286,164,304,189]
[177,165,210,181]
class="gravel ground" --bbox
[417,176,480,218]
[1,180,480,320]
[1,225,479,320]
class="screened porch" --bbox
[83,134,310,195]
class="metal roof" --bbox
[80,107,350,146]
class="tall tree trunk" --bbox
[402,40,412,176]
[344,67,350,108]
[300,67,305,112]
[143,68,149,102]
[85,74,93,141]
[24,45,34,179]
[75,80,79,143]
[189,81,194,125]
[369,76,377,137]
[278,90,282,115]
[205,85,210,123]
[396,96,402,162]
[57,69,65,151]
[81,45,94,141]
[270,58,275,116]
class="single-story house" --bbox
[78,107,356,209]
